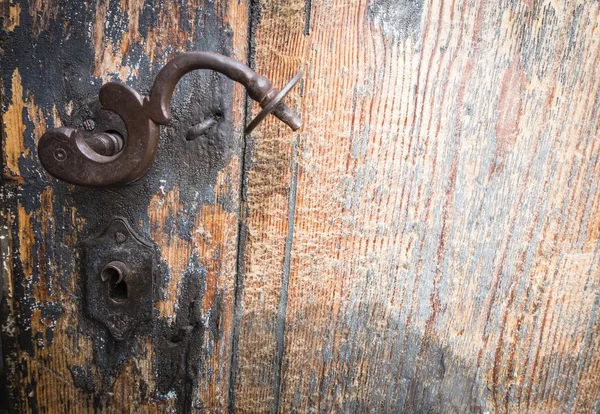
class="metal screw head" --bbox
[53,148,67,161]
[115,232,127,243]
[83,118,96,131]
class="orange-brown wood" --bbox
[233,0,600,412]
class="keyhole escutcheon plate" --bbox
[82,217,155,340]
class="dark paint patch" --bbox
[246,0,262,71]
[0,192,7,410]
[105,0,128,46]
[44,326,54,346]
[217,171,236,213]
[34,331,44,349]
[138,2,160,38]
[368,0,424,40]
[70,365,96,393]
[304,0,312,35]
[227,219,247,413]
[139,377,149,400]
[39,302,63,322]
[26,375,38,414]
[154,253,210,413]
[179,2,193,33]
[208,290,225,342]
[164,207,175,246]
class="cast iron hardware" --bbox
[82,217,155,341]
[37,51,303,187]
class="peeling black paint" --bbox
[106,0,129,45]
[1,0,241,410]
[39,302,63,322]
[44,326,54,346]
[25,375,38,414]
[154,253,211,413]
[70,365,96,394]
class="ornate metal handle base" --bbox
[38,51,303,187]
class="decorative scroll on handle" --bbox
[38,51,303,187]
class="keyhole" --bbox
[101,261,129,303]
[108,271,128,302]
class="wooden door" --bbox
[2,0,600,413]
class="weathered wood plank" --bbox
[0,0,248,411]
[234,0,600,412]
[230,1,305,411]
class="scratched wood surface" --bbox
[232,0,600,412]
[1,0,248,411]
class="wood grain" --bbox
[233,0,600,412]
[3,0,600,412]
[1,0,248,411]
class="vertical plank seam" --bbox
[272,139,299,414]
[228,0,259,411]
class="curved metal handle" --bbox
[38,51,302,187]
[145,52,302,132]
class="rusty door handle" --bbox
[37,51,302,187]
